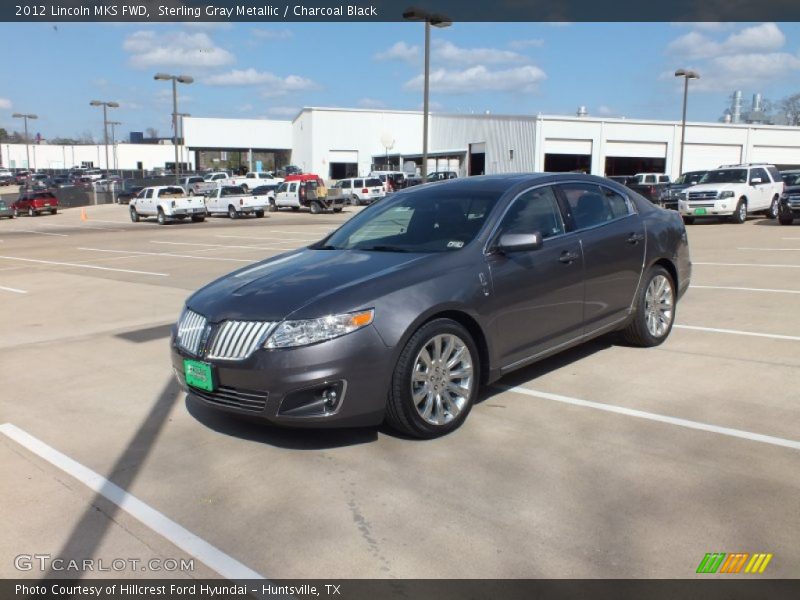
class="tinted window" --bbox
[559,183,627,230]
[354,179,364,187]
[366,178,382,187]
[340,180,351,189]
[658,175,670,183]
[188,177,203,184]
[144,189,153,199]
[767,166,781,182]
[323,188,502,252]
[276,183,287,193]
[499,186,564,239]
[700,169,747,184]
[750,168,768,183]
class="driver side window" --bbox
[499,186,565,239]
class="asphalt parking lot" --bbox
[1,204,799,580]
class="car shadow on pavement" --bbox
[185,396,378,449]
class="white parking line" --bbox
[78,247,253,263]
[0,285,27,294]
[13,229,69,237]
[691,285,800,295]
[215,234,320,243]
[674,324,800,342]
[0,255,169,276]
[498,386,800,452]
[0,423,265,580]
[694,262,800,269]
[37,223,122,232]
[150,240,293,252]
[738,247,800,251]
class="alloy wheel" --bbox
[410,334,474,426]
[644,275,674,338]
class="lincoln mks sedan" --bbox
[171,174,691,438]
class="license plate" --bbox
[694,208,707,215]
[184,359,214,391]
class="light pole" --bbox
[107,121,121,171]
[403,7,451,181]
[175,112,191,174]
[154,73,193,182]
[674,69,699,176]
[12,112,38,170]
[90,100,119,173]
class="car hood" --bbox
[685,183,742,193]
[783,184,800,195]
[187,248,431,322]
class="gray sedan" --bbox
[171,173,691,438]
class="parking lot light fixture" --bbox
[90,100,119,173]
[107,121,121,171]
[403,7,452,180]
[675,69,700,176]
[154,74,193,182]
[12,112,38,171]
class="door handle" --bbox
[559,251,579,264]
[626,233,645,244]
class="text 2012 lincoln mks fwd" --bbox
[171,174,691,438]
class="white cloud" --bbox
[508,39,545,50]
[374,41,419,63]
[203,68,319,97]
[0,98,12,110]
[596,105,617,117]
[668,22,786,60]
[433,40,526,65]
[251,28,293,40]
[123,30,235,69]
[404,65,546,94]
[357,98,387,109]
[237,103,254,112]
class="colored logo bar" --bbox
[697,552,773,574]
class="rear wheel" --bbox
[386,319,479,439]
[268,198,277,212]
[310,201,322,214]
[50,209,57,215]
[333,207,342,213]
[730,198,747,224]
[228,205,239,219]
[28,206,36,217]
[351,194,360,206]
[157,208,167,225]
[291,206,299,211]
[682,216,694,225]
[130,207,140,222]
[620,266,675,347]
[255,210,265,218]
[191,215,205,222]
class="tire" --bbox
[351,195,360,206]
[767,195,779,219]
[779,211,794,225]
[682,216,694,225]
[620,266,676,347]
[157,209,167,225]
[241,184,249,193]
[28,206,36,217]
[310,201,322,215]
[191,215,205,222]
[291,206,299,211]
[386,319,480,439]
[268,199,277,212]
[730,198,747,224]
[255,210,265,218]
[50,209,57,215]
[13,208,19,218]
[333,207,342,213]
[130,207,140,223]
[228,205,239,219]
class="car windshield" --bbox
[781,173,800,186]
[320,187,502,253]
[675,172,706,185]
[699,169,747,184]
[366,178,382,187]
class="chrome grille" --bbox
[688,203,714,208]
[207,320,273,360]
[688,191,717,200]
[176,309,207,356]
[192,385,268,412]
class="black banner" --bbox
[4,580,800,600]
[4,0,800,22]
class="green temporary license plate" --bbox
[184,359,214,392]
[694,208,707,215]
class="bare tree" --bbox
[780,93,800,126]
[145,127,159,139]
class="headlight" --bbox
[718,191,735,199]
[265,309,375,349]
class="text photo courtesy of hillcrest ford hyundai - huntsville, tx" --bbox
[1,2,800,599]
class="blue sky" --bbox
[2,21,800,140]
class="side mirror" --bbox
[751,177,763,185]
[498,232,543,253]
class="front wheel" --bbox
[268,199,277,212]
[228,205,239,219]
[620,266,676,347]
[130,207,140,222]
[767,195,779,219]
[291,206,299,211]
[779,211,795,225]
[309,201,322,214]
[385,319,479,439]
[730,199,747,224]
[191,215,205,222]
[157,209,167,225]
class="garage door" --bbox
[683,144,741,171]
[751,146,800,165]
[545,139,592,155]
[605,141,666,159]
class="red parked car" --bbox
[12,191,59,216]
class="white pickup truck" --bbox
[228,171,284,192]
[129,185,207,225]
[204,185,269,218]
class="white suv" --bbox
[332,177,385,205]
[678,163,783,224]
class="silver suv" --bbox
[678,163,783,224]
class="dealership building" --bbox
[4,107,800,178]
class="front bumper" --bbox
[171,324,393,428]
[678,199,736,217]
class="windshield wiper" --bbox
[360,245,411,253]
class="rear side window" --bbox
[366,178,382,187]
[766,166,781,183]
[340,180,351,189]
[558,183,629,230]
[354,179,364,187]
[658,175,670,183]
[750,168,769,184]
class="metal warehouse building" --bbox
[5,107,800,178]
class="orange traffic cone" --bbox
[80,207,88,221]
